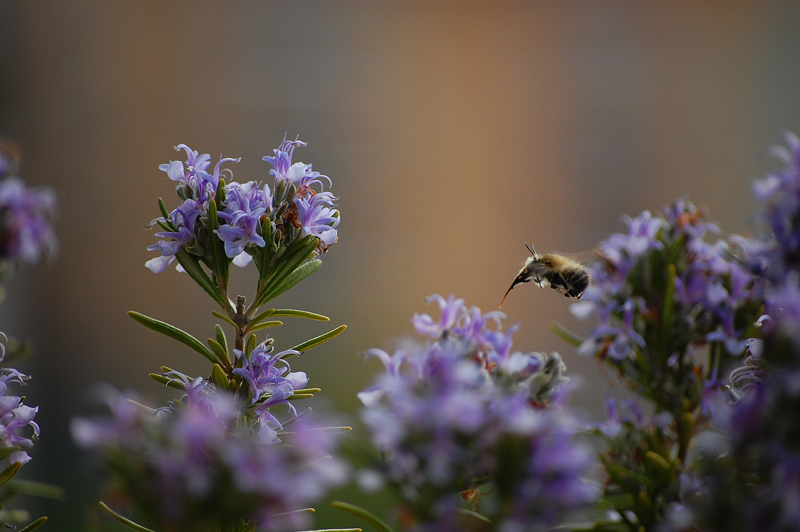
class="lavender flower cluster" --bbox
[147,136,339,275]
[563,132,800,532]
[573,199,763,364]
[685,134,800,531]
[0,334,39,470]
[0,141,58,271]
[358,295,595,531]
[73,380,346,532]
[565,197,768,529]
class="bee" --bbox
[500,243,590,307]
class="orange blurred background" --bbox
[1,1,799,529]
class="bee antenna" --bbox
[524,242,537,257]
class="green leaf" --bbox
[247,320,283,333]
[17,517,48,532]
[273,507,315,517]
[297,529,363,532]
[4,480,65,500]
[292,388,322,394]
[206,197,230,291]
[549,321,586,347]
[126,399,156,413]
[306,425,352,433]
[0,462,21,486]
[455,508,492,528]
[149,373,187,391]
[0,446,21,460]
[253,237,318,308]
[289,325,347,355]
[211,364,230,390]
[265,238,318,290]
[246,333,257,357]
[208,338,230,367]
[256,219,274,291]
[599,455,654,490]
[556,522,629,532]
[175,248,231,312]
[332,501,394,532]
[598,493,637,511]
[260,259,322,305]
[250,308,275,325]
[661,263,676,352]
[158,197,171,222]
[643,450,672,476]
[288,393,314,400]
[268,309,329,321]
[99,502,156,532]
[212,311,237,328]
[129,311,218,365]
[214,324,229,355]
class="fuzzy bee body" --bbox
[500,244,590,307]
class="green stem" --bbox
[233,295,248,353]
[708,341,720,381]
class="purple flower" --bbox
[412,294,466,338]
[158,144,212,186]
[599,210,665,278]
[574,200,763,368]
[157,146,238,204]
[0,399,38,466]
[196,155,241,203]
[232,341,307,428]
[293,191,339,248]
[0,177,58,264]
[706,310,746,356]
[263,135,331,191]
[150,137,342,274]
[146,199,202,273]
[263,136,306,180]
[72,384,346,531]
[216,181,268,258]
[0,337,38,467]
[359,296,593,528]
[752,132,800,279]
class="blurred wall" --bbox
[1,1,799,529]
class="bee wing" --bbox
[549,249,595,263]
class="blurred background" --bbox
[0,1,799,529]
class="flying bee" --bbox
[500,243,590,307]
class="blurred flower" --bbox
[684,133,800,532]
[359,295,594,530]
[72,384,346,531]
[0,176,58,265]
[752,131,800,280]
[573,199,764,383]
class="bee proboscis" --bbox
[500,243,590,307]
